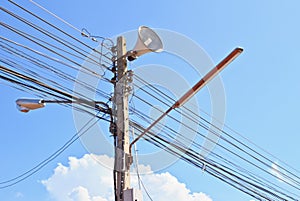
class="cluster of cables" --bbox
[0,0,115,188]
[1,1,300,200]
[0,0,114,116]
[129,74,300,200]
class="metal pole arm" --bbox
[129,47,243,152]
[174,47,243,108]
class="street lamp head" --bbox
[127,26,163,61]
[16,98,45,113]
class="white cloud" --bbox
[42,154,114,201]
[132,171,212,201]
[42,154,212,201]
[69,186,90,201]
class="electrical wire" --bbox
[134,73,300,179]
[0,22,114,100]
[130,127,154,201]
[129,107,300,199]
[0,1,114,193]
[29,0,82,33]
[129,73,300,198]
[7,0,114,59]
[135,67,300,179]
[130,89,300,192]
[0,21,110,75]
[132,73,300,185]
[1,4,116,114]
[130,121,298,200]
[140,178,154,201]
[130,127,141,190]
[0,64,112,115]
[0,111,107,189]
[29,0,111,44]
[0,7,113,69]
[0,38,112,100]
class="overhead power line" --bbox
[0,111,106,189]
[128,72,300,200]
[133,72,300,185]
[7,0,113,57]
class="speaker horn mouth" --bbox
[127,26,163,61]
[138,26,163,53]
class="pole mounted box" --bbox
[124,189,143,201]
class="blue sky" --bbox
[1,0,300,200]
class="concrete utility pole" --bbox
[112,26,163,201]
[112,26,164,201]
[114,36,137,201]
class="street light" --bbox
[15,98,111,114]
[16,98,45,113]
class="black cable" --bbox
[0,40,111,101]
[0,6,112,67]
[1,26,107,69]
[7,0,113,61]
[140,177,154,201]
[0,72,70,101]
[134,74,300,183]
[0,36,107,80]
[0,112,105,189]
[0,64,111,116]
[131,122,297,200]
[131,122,267,199]
[131,91,300,193]
[129,83,300,198]
[129,106,298,199]
[0,22,111,77]
[0,37,112,100]
[132,75,300,188]
[140,124,297,200]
